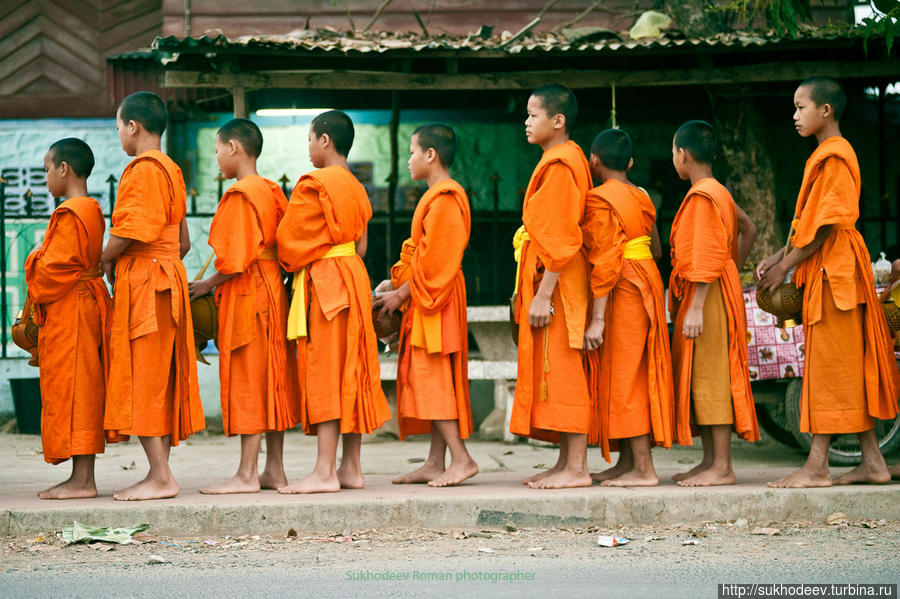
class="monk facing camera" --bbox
[26,138,113,499]
[374,124,479,487]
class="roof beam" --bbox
[164,60,900,90]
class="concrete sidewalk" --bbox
[2,432,898,536]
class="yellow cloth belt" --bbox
[622,235,652,260]
[512,225,531,296]
[287,241,356,340]
[259,247,278,260]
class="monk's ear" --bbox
[553,113,565,131]
[425,147,437,164]
[821,102,833,119]
[126,119,139,136]
[626,157,634,171]
[57,161,69,178]
[319,133,331,150]
[227,139,239,156]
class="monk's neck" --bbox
[134,137,162,157]
[235,163,259,181]
[601,171,629,185]
[814,122,842,146]
[688,166,714,186]
[425,169,451,189]
[321,156,350,171]
[539,136,569,154]
[62,181,89,200]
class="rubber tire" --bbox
[786,378,900,466]
[757,401,801,448]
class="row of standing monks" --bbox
[24,80,900,501]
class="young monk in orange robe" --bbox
[758,77,899,487]
[581,128,675,487]
[374,124,479,487]
[24,138,114,499]
[510,84,593,489]
[276,110,391,494]
[102,91,205,501]
[669,120,759,487]
[189,118,299,494]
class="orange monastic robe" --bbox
[582,180,675,461]
[24,197,113,464]
[669,178,758,444]
[276,166,391,435]
[389,179,472,439]
[104,150,205,443]
[208,175,300,436]
[790,136,899,433]
[510,140,592,443]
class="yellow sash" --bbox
[287,241,356,340]
[622,235,652,260]
[512,225,531,295]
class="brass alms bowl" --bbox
[190,294,218,364]
[756,282,803,329]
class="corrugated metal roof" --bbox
[148,28,870,58]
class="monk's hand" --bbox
[101,260,115,285]
[375,287,407,319]
[374,279,394,294]
[683,305,703,339]
[754,253,782,281]
[583,317,605,350]
[188,279,213,302]
[758,262,788,295]
[529,292,553,328]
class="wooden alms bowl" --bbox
[190,294,218,364]
[756,282,803,329]
[11,295,39,366]
[372,307,402,339]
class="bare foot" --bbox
[113,476,179,501]
[37,479,97,500]
[832,462,891,485]
[392,462,445,484]
[199,475,260,495]
[600,470,659,487]
[522,464,562,485]
[258,470,288,490]
[428,459,479,487]
[671,461,712,481]
[337,465,365,489]
[677,468,736,487]
[277,471,340,494]
[590,463,629,483]
[767,466,832,488]
[528,469,591,489]
[889,464,900,480]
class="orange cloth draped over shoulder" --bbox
[276,165,391,435]
[790,136,898,433]
[24,197,115,464]
[582,180,675,462]
[509,140,592,443]
[389,179,472,439]
[208,175,300,436]
[104,150,205,444]
[669,178,758,444]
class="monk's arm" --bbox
[188,270,237,301]
[101,235,132,283]
[357,226,368,259]
[650,223,662,261]
[735,204,756,270]
[529,270,560,328]
[584,294,608,350]
[179,219,191,258]
[682,282,711,339]
[757,224,832,293]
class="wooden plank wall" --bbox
[0,0,162,118]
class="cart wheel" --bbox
[786,377,900,466]
[757,400,801,448]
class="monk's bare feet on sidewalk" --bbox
[278,471,340,494]
[199,475,260,494]
[337,465,365,489]
[428,459,478,487]
[392,462,444,484]
[601,469,659,487]
[37,478,98,500]
[522,464,562,485]
[832,462,891,485]
[113,475,179,501]
[528,468,591,489]
[590,463,628,483]
[767,466,832,488]
[677,467,735,487]
[672,460,712,482]
[258,469,288,491]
